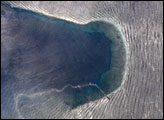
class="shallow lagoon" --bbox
[2,3,126,110]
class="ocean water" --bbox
[1,3,124,109]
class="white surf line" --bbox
[16,82,110,101]
[14,82,110,118]
[56,83,111,100]
[68,83,111,100]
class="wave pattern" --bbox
[2,1,163,119]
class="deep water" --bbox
[2,4,114,108]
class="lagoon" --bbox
[2,4,126,109]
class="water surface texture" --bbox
[1,2,127,118]
[2,1,163,119]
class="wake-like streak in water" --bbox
[14,82,110,119]
[2,1,162,119]
[16,82,110,101]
